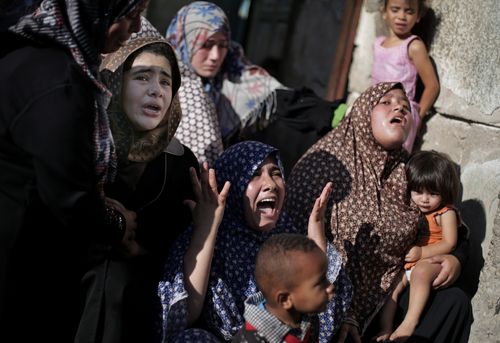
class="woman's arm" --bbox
[409,39,440,120]
[183,163,230,326]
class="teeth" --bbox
[259,198,275,203]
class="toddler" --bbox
[232,233,334,343]
[376,150,461,342]
[372,0,440,152]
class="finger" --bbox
[319,182,333,205]
[183,199,196,212]
[207,168,219,199]
[337,327,347,343]
[310,197,321,219]
[200,164,211,199]
[219,181,231,204]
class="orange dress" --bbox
[405,205,456,270]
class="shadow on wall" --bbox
[457,199,486,298]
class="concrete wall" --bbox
[348,0,500,340]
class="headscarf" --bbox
[166,1,284,164]
[9,0,144,193]
[100,17,182,187]
[159,141,351,342]
[286,82,420,332]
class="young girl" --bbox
[372,0,440,152]
[376,150,461,342]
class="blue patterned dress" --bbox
[158,141,352,342]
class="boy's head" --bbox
[255,233,333,315]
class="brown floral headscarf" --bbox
[100,17,182,187]
[285,82,419,332]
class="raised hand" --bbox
[185,161,231,238]
[308,182,333,253]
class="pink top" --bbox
[372,35,421,152]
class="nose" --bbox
[208,45,221,61]
[261,172,277,191]
[148,78,162,97]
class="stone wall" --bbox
[347,0,500,341]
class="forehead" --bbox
[131,51,171,70]
[386,0,419,9]
[207,32,229,41]
[381,88,409,101]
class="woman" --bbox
[285,82,472,342]
[75,18,199,343]
[159,141,352,342]
[166,1,285,164]
[0,0,147,340]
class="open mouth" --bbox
[143,104,162,116]
[256,198,276,213]
[390,115,404,124]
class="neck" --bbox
[265,303,302,329]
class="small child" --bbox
[375,150,461,342]
[232,233,334,343]
[372,0,440,152]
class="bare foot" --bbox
[389,319,417,342]
[373,331,391,342]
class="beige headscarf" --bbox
[100,17,182,187]
[286,82,420,332]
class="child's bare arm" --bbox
[409,39,440,120]
[420,210,458,259]
[183,162,231,326]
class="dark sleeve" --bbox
[10,80,117,241]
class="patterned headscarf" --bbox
[100,17,181,161]
[10,0,144,193]
[159,141,351,342]
[166,1,284,164]
[286,82,420,332]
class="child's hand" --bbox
[184,162,230,236]
[405,245,422,262]
[307,182,333,253]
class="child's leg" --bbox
[390,260,441,342]
[374,271,408,342]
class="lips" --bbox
[142,103,162,117]
[389,114,406,125]
[256,196,279,216]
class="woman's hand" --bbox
[428,254,461,289]
[405,245,422,262]
[307,182,333,253]
[337,322,362,343]
[105,197,145,257]
[183,162,230,327]
[184,162,230,236]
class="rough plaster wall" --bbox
[348,0,500,340]
[470,196,500,341]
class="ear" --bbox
[277,291,293,310]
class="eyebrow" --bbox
[129,66,171,79]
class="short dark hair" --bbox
[382,0,428,18]
[406,150,460,205]
[255,233,320,300]
[123,42,181,96]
